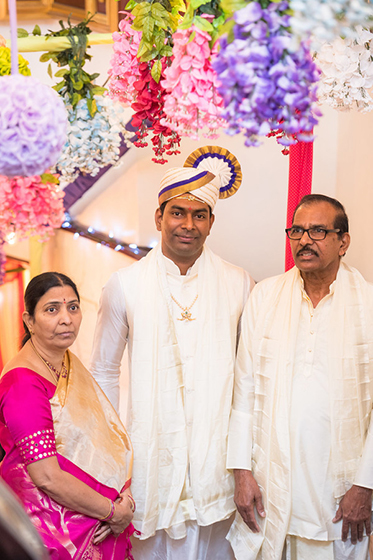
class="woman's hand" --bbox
[108,493,134,537]
[93,522,112,545]
[93,491,134,544]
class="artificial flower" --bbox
[0,173,64,242]
[107,14,142,106]
[0,46,31,76]
[55,95,131,182]
[0,75,68,177]
[161,26,227,139]
[316,26,373,112]
[290,0,373,46]
[213,1,321,147]
[131,61,181,164]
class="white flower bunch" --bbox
[290,0,373,46]
[56,95,131,183]
[315,26,373,112]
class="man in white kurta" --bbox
[227,195,373,560]
[90,147,255,559]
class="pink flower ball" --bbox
[0,74,68,177]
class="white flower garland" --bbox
[55,95,132,183]
[290,0,373,46]
[316,26,373,112]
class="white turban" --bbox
[158,146,242,211]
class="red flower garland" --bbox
[131,61,181,164]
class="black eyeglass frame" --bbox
[285,227,341,241]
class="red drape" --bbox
[285,141,314,271]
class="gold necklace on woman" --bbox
[30,340,67,384]
[170,294,198,321]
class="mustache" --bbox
[297,245,318,257]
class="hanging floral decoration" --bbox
[130,60,181,163]
[56,95,132,182]
[116,0,186,163]
[0,74,68,177]
[212,1,321,148]
[108,13,142,106]
[34,17,131,178]
[290,0,373,47]
[315,26,373,112]
[0,46,31,76]
[0,173,65,242]
[161,25,227,140]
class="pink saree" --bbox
[0,355,135,560]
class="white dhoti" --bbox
[131,516,235,560]
[282,535,369,560]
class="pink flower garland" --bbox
[107,14,142,106]
[0,174,65,242]
[161,26,227,139]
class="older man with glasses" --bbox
[226,194,373,560]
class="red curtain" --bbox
[285,141,314,271]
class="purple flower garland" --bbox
[213,1,321,147]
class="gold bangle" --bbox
[99,498,115,521]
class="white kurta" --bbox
[227,264,373,560]
[90,245,254,549]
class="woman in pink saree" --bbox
[0,272,135,559]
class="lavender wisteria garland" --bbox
[213,1,321,147]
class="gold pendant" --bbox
[178,310,196,321]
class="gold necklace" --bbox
[30,340,67,384]
[170,294,198,321]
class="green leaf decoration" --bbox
[39,15,107,108]
[47,62,53,79]
[17,28,29,38]
[194,15,214,31]
[88,97,97,117]
[54,68,69,77]
[160,45,173,56]
[53,81,65,92]
[141,49,159,62]
[91,85,107,95]
[151,59,162,83]
[132,2,151,16]
[137,39,153,58]
[32,25,42,36]
[126,0,137,9]
[143,15,155,42]
[40,173,59,184]
[190,0,210,9]
[171,0,186,12]
[72,92,81,106]
[179,7,194,29]
[154,30,166,50]
[188,30,196,42]
[220,0,247,14]
[151,2,168,17]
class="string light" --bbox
[61,219,150,260]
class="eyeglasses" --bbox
[285,227,341,241]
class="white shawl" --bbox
[124,244,248,538]
[228,263,373,559]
